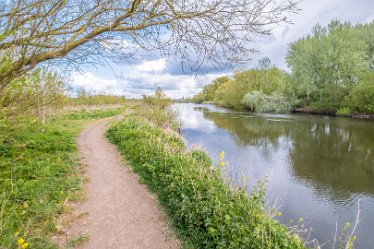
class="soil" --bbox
[61,117,180,249]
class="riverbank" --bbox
[107,103,307,249]
[292,107,374,120]
[191,101,374,120]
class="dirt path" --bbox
[64,118,180,249]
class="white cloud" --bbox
[135,59,166,73]
[71,71,123,94]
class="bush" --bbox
[337,107,353,115]
[241,91,293,113]
[107,110,306,249]
[349,73,374,113]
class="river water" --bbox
[173,103,374,249]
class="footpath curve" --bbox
[65,117,180,249]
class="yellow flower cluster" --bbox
[219,151,228,166]
[17,238,29,249]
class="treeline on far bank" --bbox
[192,20,374,115]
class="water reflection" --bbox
[199,106,374,197]
[174,103,374,249]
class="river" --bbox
[173,103,374,249]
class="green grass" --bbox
[62,107,125,120]
[107,105,306,249]
[0,107,125,249]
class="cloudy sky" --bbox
[71,0,374,99]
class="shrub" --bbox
[241,91,292,113]
[337,107,353,115]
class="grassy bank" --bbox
[0,107,125,249]
[107,104,306,249]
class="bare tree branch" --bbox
[0,0,300,89]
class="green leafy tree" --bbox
[287,20,372,109]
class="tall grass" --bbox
[107,105,306,249]
[61,107,126,120]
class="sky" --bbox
[70,0,374,99]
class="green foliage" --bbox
[192,77,230,103]
[287,20,374,110]
[349,72,374,113]
[336,107,353,115]
[192,58,291,111]
[0,69,65,118]
[107,106,306,249]
[213,79,248,108]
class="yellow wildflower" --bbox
[17,238,29,249]
[17,238,25,246]
[219,151,225,160]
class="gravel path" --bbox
[65,118,180,249]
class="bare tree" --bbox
[0,0,299,90]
